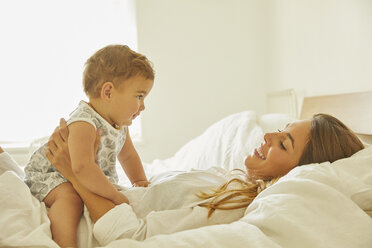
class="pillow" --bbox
[0,152,25,179]
[262,146,372,214]
[146,111,296,173]
[242,147,372,247]
[258,113,297,133]
[147,111,260,172]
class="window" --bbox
[0,0,141,146]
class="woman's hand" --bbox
[112,191,129,205]
[46,118,101,180]
[46,119,74,180]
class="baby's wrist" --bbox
[132,179,150,187]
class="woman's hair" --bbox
[298,113,364,165]
[198,113,364,217]
[83,44,154,98]
[197,169,279,218]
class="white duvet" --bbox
[1,111,372,247]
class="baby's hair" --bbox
[83,44,154,98]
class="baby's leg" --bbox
[44,182,83,248]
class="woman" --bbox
[46,114,364,245]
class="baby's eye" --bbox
[277,129,282,133]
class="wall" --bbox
[135,0,268,162]
[136,0,372,162]
[266,0,372,103]
[4,0,371,165]
[1,0,139,166]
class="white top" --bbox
[93,167,247,244]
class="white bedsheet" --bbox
[0,170,99,248]
[2,147,372,247]
[1,111,372,247]
[96,147,372,248]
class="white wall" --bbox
[135,0,372,163]
[266,0,372,100]
[135,0,268,162]
[1,0,139,166]
[4,0,371,165]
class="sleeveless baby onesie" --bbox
[24,101,127,201]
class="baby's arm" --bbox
[117,130,149,187]
[68,121,126,203]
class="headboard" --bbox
[300,91,372,144]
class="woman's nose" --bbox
[264,133,275,145]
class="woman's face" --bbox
[245,119,311,179]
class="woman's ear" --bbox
[100,82,114,101]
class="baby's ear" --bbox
[100,82,114,101]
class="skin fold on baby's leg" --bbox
[44,182,83,248]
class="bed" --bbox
[1,91,372,247]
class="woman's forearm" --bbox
[68,174,115,223]
[46,119,121,222]
[73,162,120,201]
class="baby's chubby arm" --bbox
[118,130,150,187]
[68,121,127,204]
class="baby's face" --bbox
[109,76,154,127]
[244,119,311,179]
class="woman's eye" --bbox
[137,95,144,100]
[280,141,287,151]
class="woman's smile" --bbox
[255,145,266,160]
[245,119,311,179]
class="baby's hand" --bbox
[112,191,129,205]
[132,180,151,187]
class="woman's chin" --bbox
[244,157,263,171]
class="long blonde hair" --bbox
[198,114,364,217]
[197,169,278,217]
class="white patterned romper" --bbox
[24,101,127,201]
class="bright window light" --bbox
[0,0,141,145]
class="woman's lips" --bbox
[255,146,266,160]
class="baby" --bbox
[24,44,154,247]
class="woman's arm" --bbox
[46,119,123,222]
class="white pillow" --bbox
[258,113,297,133]
[147,111,296,172]
[278,146,372,213]
[0,152,25,179]
[149,111,260,172]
